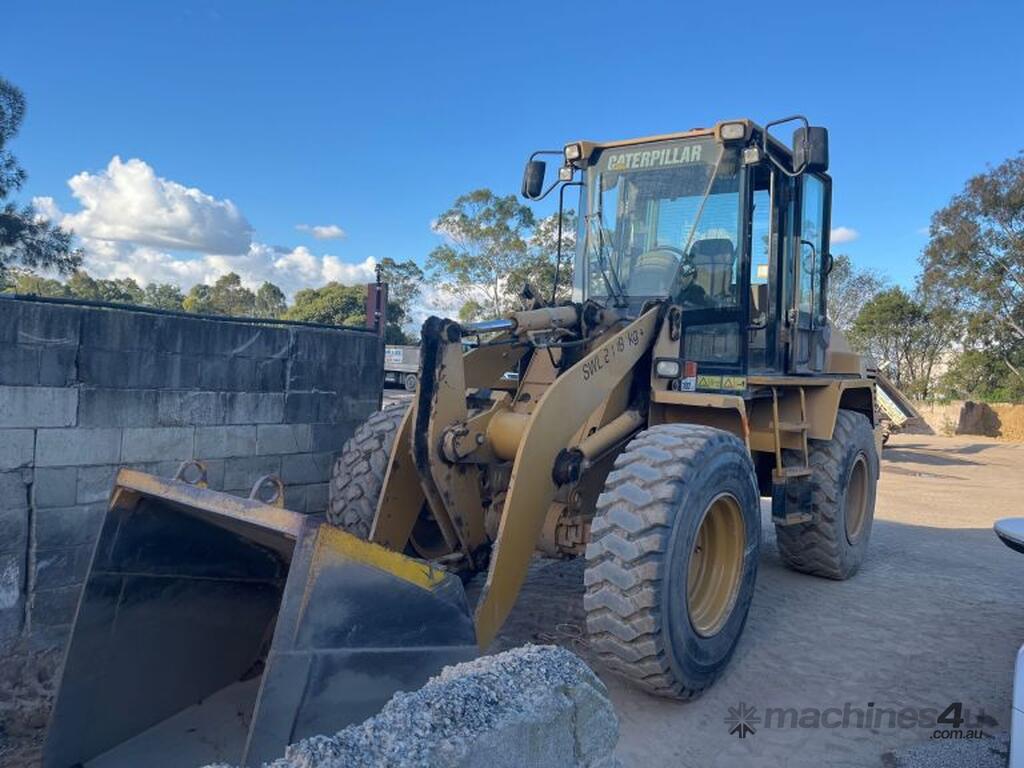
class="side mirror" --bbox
[793,126,829,174]
[521,160,546,199]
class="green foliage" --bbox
[183,273,259,316]
[507,210,577,306]
[143,282,185,311]
[377,257,423,323]
[937,348,1024,402]
[284,282,367,325]
[0,77,81,277]
[4,269,69,297]
[850,286,959,398]
[254,281,287,318]
[920,151,1024,398]
[827,253,887,332]
[66,270,145,304]
[427,189,535,318]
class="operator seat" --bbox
[689,238,736,301]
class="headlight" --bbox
[719,122,746,141]
[558,165,574,182]
[564,142,582,162]
[655,359,681,378]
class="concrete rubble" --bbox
[206,644,621,768]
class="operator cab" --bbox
[523,118,833,390]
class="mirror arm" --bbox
[761,115,811,177]
[551,181,582,304]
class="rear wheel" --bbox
[583,424,761,699]
[403,373,418,392]
[327,404,449,558]
[775,409,878,579]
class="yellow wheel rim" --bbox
[687,493,745,637]
[845,454,869,543]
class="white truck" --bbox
[384,345,420,391]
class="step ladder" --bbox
[770,386,814,525]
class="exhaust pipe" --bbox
[43,466,476,767]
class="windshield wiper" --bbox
[587,186,628,307]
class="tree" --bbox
[3,269,68,297]
[183,272,256,315]
[921,151,1024,389]
[143,282,185,311]
[0,78,81,277]
[284,282,365,325]
[377,257,423,318]
[849,286,958,398]
[254,281,287,318]
[66,270,145,304]
[827,253,887,332]
[507,209,577,305]
[426,189,535,319]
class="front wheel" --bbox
[403,373,418,392]
[583,424,761,699]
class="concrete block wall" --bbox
[0,297,381,734]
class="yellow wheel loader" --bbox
[45,116,880,767]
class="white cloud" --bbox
[830,226,859,244]
[78,239,377,299]
[296,223,346,240]
[55,156,252,254]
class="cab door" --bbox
[788,174,831,373]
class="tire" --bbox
[327,403,408,537]
[775,409,878,579]
[403,373,418,392]
[583,424,761,699]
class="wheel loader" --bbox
[45,116,880,767]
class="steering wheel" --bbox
[628,245,696,296]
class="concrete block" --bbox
[257,424,312,455]
[28,621,71,654]
[11,300,81,347]
[80,306,162,351]
[282,484,306,514]
[157,390,227,426]
[226,392,284,425]
[202,458,226,490]
[37,343,79,386]
[256,358,286,391]
[0,343,40,385]
[33,467,79,509]
[311,422,349,453]
[211,324,292,359]
[223,455,281,491]
[0,386,77,428]
[280,451,334,485]
[195,425,257,459]
[0,469,31,510]
[0,429,34,470]
[79,387,160,427]
[199,356,257,391]
[121,426,194,463]
[35,503,106,549]
[0,506,28,552]
[76,465,119,504]
[34,544,93,590]
[0,552,24,611]
[284,392,343,424]
[305,482,329,514]
[31,584,82,627]
[36,428,121,467]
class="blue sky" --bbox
[4,0,1023,298]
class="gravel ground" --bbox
[483,433,1024,767]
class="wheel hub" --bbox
[687,493,745,637]
[845,454,869,543]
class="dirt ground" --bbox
[486,433,1024,767]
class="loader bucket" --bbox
[43,467,477,768]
